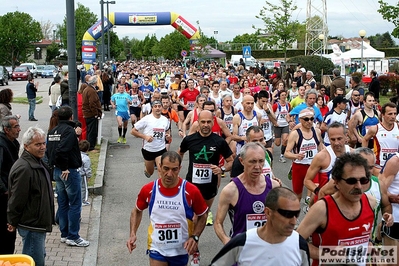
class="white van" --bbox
[20,63,38,78]
[230,55,257,69]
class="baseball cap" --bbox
[300,67,306,72]
[160,88,168,94]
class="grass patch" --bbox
[13,96,43,104]
[87,144,101,187]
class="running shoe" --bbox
[191,251,200,266]
[66,237,90,247]
[305,196,311,205]
[206,211,213,226]
[278,156,286,163]
[60,237,67,243]
[122,137,127,144]
[117,136,122,143]
[82,201,91,207]
[144,170,151,178]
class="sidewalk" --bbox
[13,111,110,266]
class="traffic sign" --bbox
[243,46,251,58]
[181,50,188,57]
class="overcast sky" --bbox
[2,0,397,43]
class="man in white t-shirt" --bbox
[131,100,170,178]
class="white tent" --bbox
[341,42,385,59]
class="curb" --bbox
[88,138,108,195]
[83,195,102,266]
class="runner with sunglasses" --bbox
[211,187,309,266]
[285,108,324,202]
[297,153,393,265]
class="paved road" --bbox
[4,78,308,265]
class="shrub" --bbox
[286,55,335,82]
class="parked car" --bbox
[41,65,57,78]
[0,66,9,85]
[37,65,46,76]
[20,63,38,78]
[5,66,12,78]
[12,66,31,81]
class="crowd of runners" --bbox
[88,59,399,265]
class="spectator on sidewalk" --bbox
[82,75,102,151]
[0,116,21,254]
[7,126,54,266]
[46,106,89,247]
[26,76,38,121]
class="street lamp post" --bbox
[214,30,218,50]
[318,33,324,60]
[359,30,366,74]
[36,47,41,63]
[105,1,116,61]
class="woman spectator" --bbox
[0,88,17,120]
[102,69,114,111]
[317,95,329,117]
[77,76,89,140]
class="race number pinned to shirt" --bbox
[187,101,195,110]
[154,223,182,248]
[153,128,165,139]
[246,214,266,230]
[192,163,212,184]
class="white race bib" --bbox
[192,163,212,184]
[154,223,183,248]
[246,214,266,230]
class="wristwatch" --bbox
[220,166,226,174]
[191,235,199,243]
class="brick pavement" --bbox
[14,201,91,266]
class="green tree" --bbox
[46,42,61,62]
[378,0,399,38]
[59,3,98,59]
[368,32,396,48]
[231,33,261,44]
[0,11,43,67]
[153,30,190,59]
[254,0,300,64]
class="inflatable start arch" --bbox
[82,12,200,68]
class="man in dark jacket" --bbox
[0,116,20,254]
[7,126,54,266]
[82,75,102,150]
[46,106,89,247]
[368,70,380,100]
[26,76,38,121]
[330,69,346,100]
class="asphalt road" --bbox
[4,78,308,265]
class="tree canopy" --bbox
[254,0,300,63]
[0,11,43,67]
[378,0,399,38]
[59,3,98,59]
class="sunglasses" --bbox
[301,117,314,122]
[341,177,370,185]
[352,94,360,97]
[276,208,301,219]
[207,109,215,112]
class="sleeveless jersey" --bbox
[254,105,273,141]
[221,107,235,133]
[319,145,351,188]
[347,100,364,119]
[385,153,399,222]
[294,128,320,165]
[192,108,200,123]
[237,111,258,146]
[311,194,374,266]
[364,175,382,239]
[372,123,399,167]
[130,90,141,107]
[357,109,379,137]
[210,94,222,109]
[148,179,193,256]
[274,102,289,127]
[233,94,242,107]
[229,176,272,237]
[212,116,222,136]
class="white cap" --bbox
[300,67,306,72]
[160,88,168,94]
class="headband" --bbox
[299,111,314,118]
